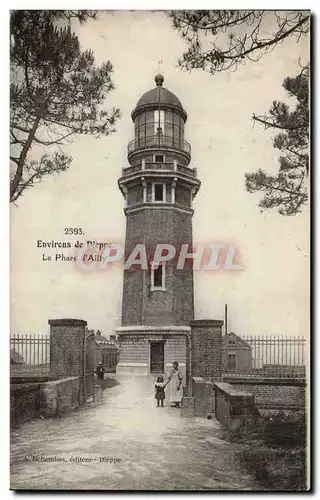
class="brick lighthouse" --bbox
[116,74,201,381]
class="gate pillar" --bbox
[49,318,87,405]
[190,320,223,380]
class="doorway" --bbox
[150,342,164,373]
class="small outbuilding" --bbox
[222,332,253,372]
[10,349,24,365]
[85,329,119,373]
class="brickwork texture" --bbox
[49,318,87,404]
[224,377,306,409]
[121,209,194,327]
[190,320,223,379]
[10,383,40,428]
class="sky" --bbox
[10,10,310,338]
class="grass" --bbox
[222,410,308,491]
[237,447,307,491]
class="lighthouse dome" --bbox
[132,75,187,121]
[136,87,183,109]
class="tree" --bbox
[10,10,120,203]
[168,10,310,74]
[245,65,309,216]
[168,10,310,215]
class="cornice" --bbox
[124,203,194,216]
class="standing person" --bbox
[154,375,167,407]
[167,361,183,408]
[96,361,105,380]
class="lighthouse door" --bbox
[150,342,164,373]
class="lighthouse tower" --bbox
[116,75,201,380]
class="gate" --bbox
[84,333,95,399]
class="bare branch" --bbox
[10,10,119,203]
[169,11,310,75]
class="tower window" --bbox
[153,183,166,202]
[150,263,165,291]
[154,154,164,163]
[154,266,162,287]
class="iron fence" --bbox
[222,335,306,379]
[10,334,50,376]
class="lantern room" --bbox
[127,74,191,165]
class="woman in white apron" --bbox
[167,361,183,408]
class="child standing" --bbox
[155,375,167,407]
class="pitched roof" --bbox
[10,349,24,364]
[223,332,251,349]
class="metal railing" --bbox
[122,161,197,178]
[222,335,306,379]
[10,334,50,376]
[128,134,191,156]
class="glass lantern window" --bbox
[154,110,165,134]
[134,109,185,150]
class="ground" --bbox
[11,375,257,491]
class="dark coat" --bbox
[96,365,105,378]
[155,382,166,400]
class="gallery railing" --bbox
[122,161,197,178]
[128,134,191,156]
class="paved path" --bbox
[11,376,256,491]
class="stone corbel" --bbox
[119,182,128,201]
[190,186,197,207]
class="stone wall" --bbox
[40,377,80,418]
[11,377,83,426]
[223,376,306,409]
[181,377,260,422]
[10,383,40,428]
[214,382,258,430]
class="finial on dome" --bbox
[155,74,164,87]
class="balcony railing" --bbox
[128,135,191,156]
[122,162,197,178]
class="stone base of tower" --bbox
[116,325,190,382]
